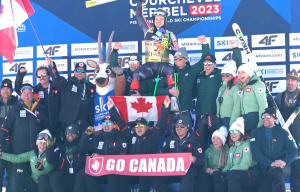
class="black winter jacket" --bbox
[78,129,128,156]
[51,63,95,126]
[109,105,169,154]
[0,99,48,154]
[46,140,86,174]
[15,68,61,132]
[0,95,18,125]
[250,125,298,173]
[161,131,205,169]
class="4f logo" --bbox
[259,35,278,46]
[266,81,279,92]
[9,62,26,72]
[222,53,232,61]
[44,46,61,56]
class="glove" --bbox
[91,153,98,158]
[47,137,56,148]
[111,67,124,77]
[221,171,227,183]
[85,126,94,135]
[35,158,44,171]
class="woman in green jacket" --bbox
[222,117,259,192]
[195,126,229,192]
[215,43,242,129]
[0,130,54,192]
[238,63,268,134]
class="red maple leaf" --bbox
[131,98,153,113]
[1,5,4,14]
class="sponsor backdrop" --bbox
[0,0,300,94]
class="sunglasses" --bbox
[20,86,33,93]
[261,115,271,119]
[229,130,239,134]
[65,129,78,135]
[203,62,214,66]
[37,73,47,78]
[129,60,139,65]
[135,124,145,128]
[102,122,112,126]
[37,133,49,141]
[221,73,231,77]
[75,69,86,73]
[176,125,186,128]
[174,57,184,61]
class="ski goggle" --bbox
[20,86,33,93]
[221,73,231,77]
[129,60,139,65]
[229,130,239,134]
[102,122,112,126]
[37,133,49,141]
[203,62,214,66]
[176,125,186,129]
[37,73,47,78]
[261,115,272,119]
[174,57,184,61]
[75,69,86,73]
[135,124,145,128]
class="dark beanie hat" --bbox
[1,79,13,92]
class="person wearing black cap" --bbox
[161,115,205,192]
[15,58,62,141]
[0,79,17,189]
[250,107,298,192]
[275,69,300,192]
[79,115,129,192]
[110,43,155,96]
[107,96,170,192]
[130,0,179,94]
[0,83,49,190]
[46,124,87,192]
[49,59,96,136]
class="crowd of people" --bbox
[0,0,300,192]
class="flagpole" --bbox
[18,0,57,78]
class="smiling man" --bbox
[250,107,297,192]
[15,58,62,140]
[275,69,300,192]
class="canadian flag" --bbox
[110,96,165,122]
[0,0,35,63]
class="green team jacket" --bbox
[1,150,54,183]
[154,43,210,111]
[241,75,268,127]
[203,144,229,170]
[216,82,242,126]
[223,140,257,172]
[110,50,155,96]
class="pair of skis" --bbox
[232,23,299,134]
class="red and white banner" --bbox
[110,96,165,122]
[85,153,192,176]
[0,0,35,63]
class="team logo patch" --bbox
[224,91,229,94]
[88,157,104,175]
[235,153,241,158]
[79,63,84,67]
[244,147,249,152]
[34,110,39,115]
[250,138,255,142]
[20,110,26,117]
[245,88,251,93]
[258,88,263,93]
[122,143,127,148]
[237,91,242,96]
[90,89,94,94]
[179,120,182,123]
[52,90,58,94]
[170,140,175,148]
[4,83,7,86]
[132,137,137,144]
[288,135,293,140]
[187,143,191,148]
[198,148,202,153]
[113,142,116,147]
